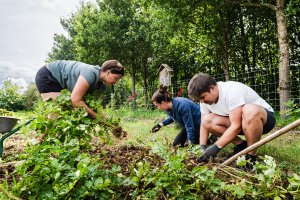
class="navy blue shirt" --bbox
[162,97,201,144]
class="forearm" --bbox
[216,126,241,148]
[72,100,98,119]
[162,117,174,126]
[186,129,196,143]
[200,124,209,145]
[70,75,101,119]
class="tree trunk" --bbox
[250,14,257,86]
[238,7,251,74]
[131,61,137,110]
[142,58,148,108]
[219,11,230,81]
[276,0,290,117]
[227,0,290,115]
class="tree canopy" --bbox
[47,0,300,113]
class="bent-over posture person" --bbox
[35,60,124,140]
[187,73,276,164]
[151,85,201,147]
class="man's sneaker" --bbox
[207,134,218,145]
[245,154,257,163]
[227,140,248,158]
[243,154,257,171]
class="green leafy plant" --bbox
[0,109,14,116]
[9,90,128,199]
[0,80,25,111]
[277,100,300,127]
[1,93,300,199]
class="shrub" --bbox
[0,80,25,111]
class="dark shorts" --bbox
[35,66,62,93]
[262,109,276,134]
[238,108,276,135]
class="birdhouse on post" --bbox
[157,64,173,87]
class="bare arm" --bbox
[215,106,243,148]
[200,114,209,145]
[71,75,98,119]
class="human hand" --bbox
[200,144,207,153]
[196,144,221,163]
[151,124,161,132]
[184,140,195,147]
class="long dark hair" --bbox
[151,85,172,104]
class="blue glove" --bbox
[196,144,221,163]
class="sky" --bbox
[0,0,93,88]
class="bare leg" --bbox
[41,92,61,101]
[202,113,244,145]
[242,104,267,155]
[38,92,61,142]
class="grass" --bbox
[107,108,300,172]
[107,107,179,146]
[5,108,300,172]
[258,131,300,168]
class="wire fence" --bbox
[113,65,300,111]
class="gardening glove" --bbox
[199,144,207,153]
[196,144,221,163]
[184,140,194,147]
[151,124,161,132]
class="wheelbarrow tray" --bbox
[0,117,35,158]
[0,116,19,133]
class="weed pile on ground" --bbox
[0,91,299,199]
[2,143,300,199]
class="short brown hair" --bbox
[101,60,124,76]
[187,73,217,102]
[151,85,172,104]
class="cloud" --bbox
[0,0,95,85]
[0,61,38,84]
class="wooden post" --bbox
[222,119,300,166]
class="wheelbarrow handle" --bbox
[0,118,35,159]
[1,118,36,141]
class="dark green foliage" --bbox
[47,33,76,62]
[21,82,40,110]
[45,0,300,110]
[0,80,40,111]
[0,80,25,111]
[6,91,300,199]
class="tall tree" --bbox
[227,0,290,116]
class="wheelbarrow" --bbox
[0,116,35,159]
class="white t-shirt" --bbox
[200,81,274,116]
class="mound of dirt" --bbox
[90,145,167,176]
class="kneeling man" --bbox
[187,73,276,164]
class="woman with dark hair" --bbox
[35,60,124,119]
[151,85,201,147]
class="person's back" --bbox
[166,97,200,128]
[35,59,124,119]
[47,60,101,92]
[200,81,273,116]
